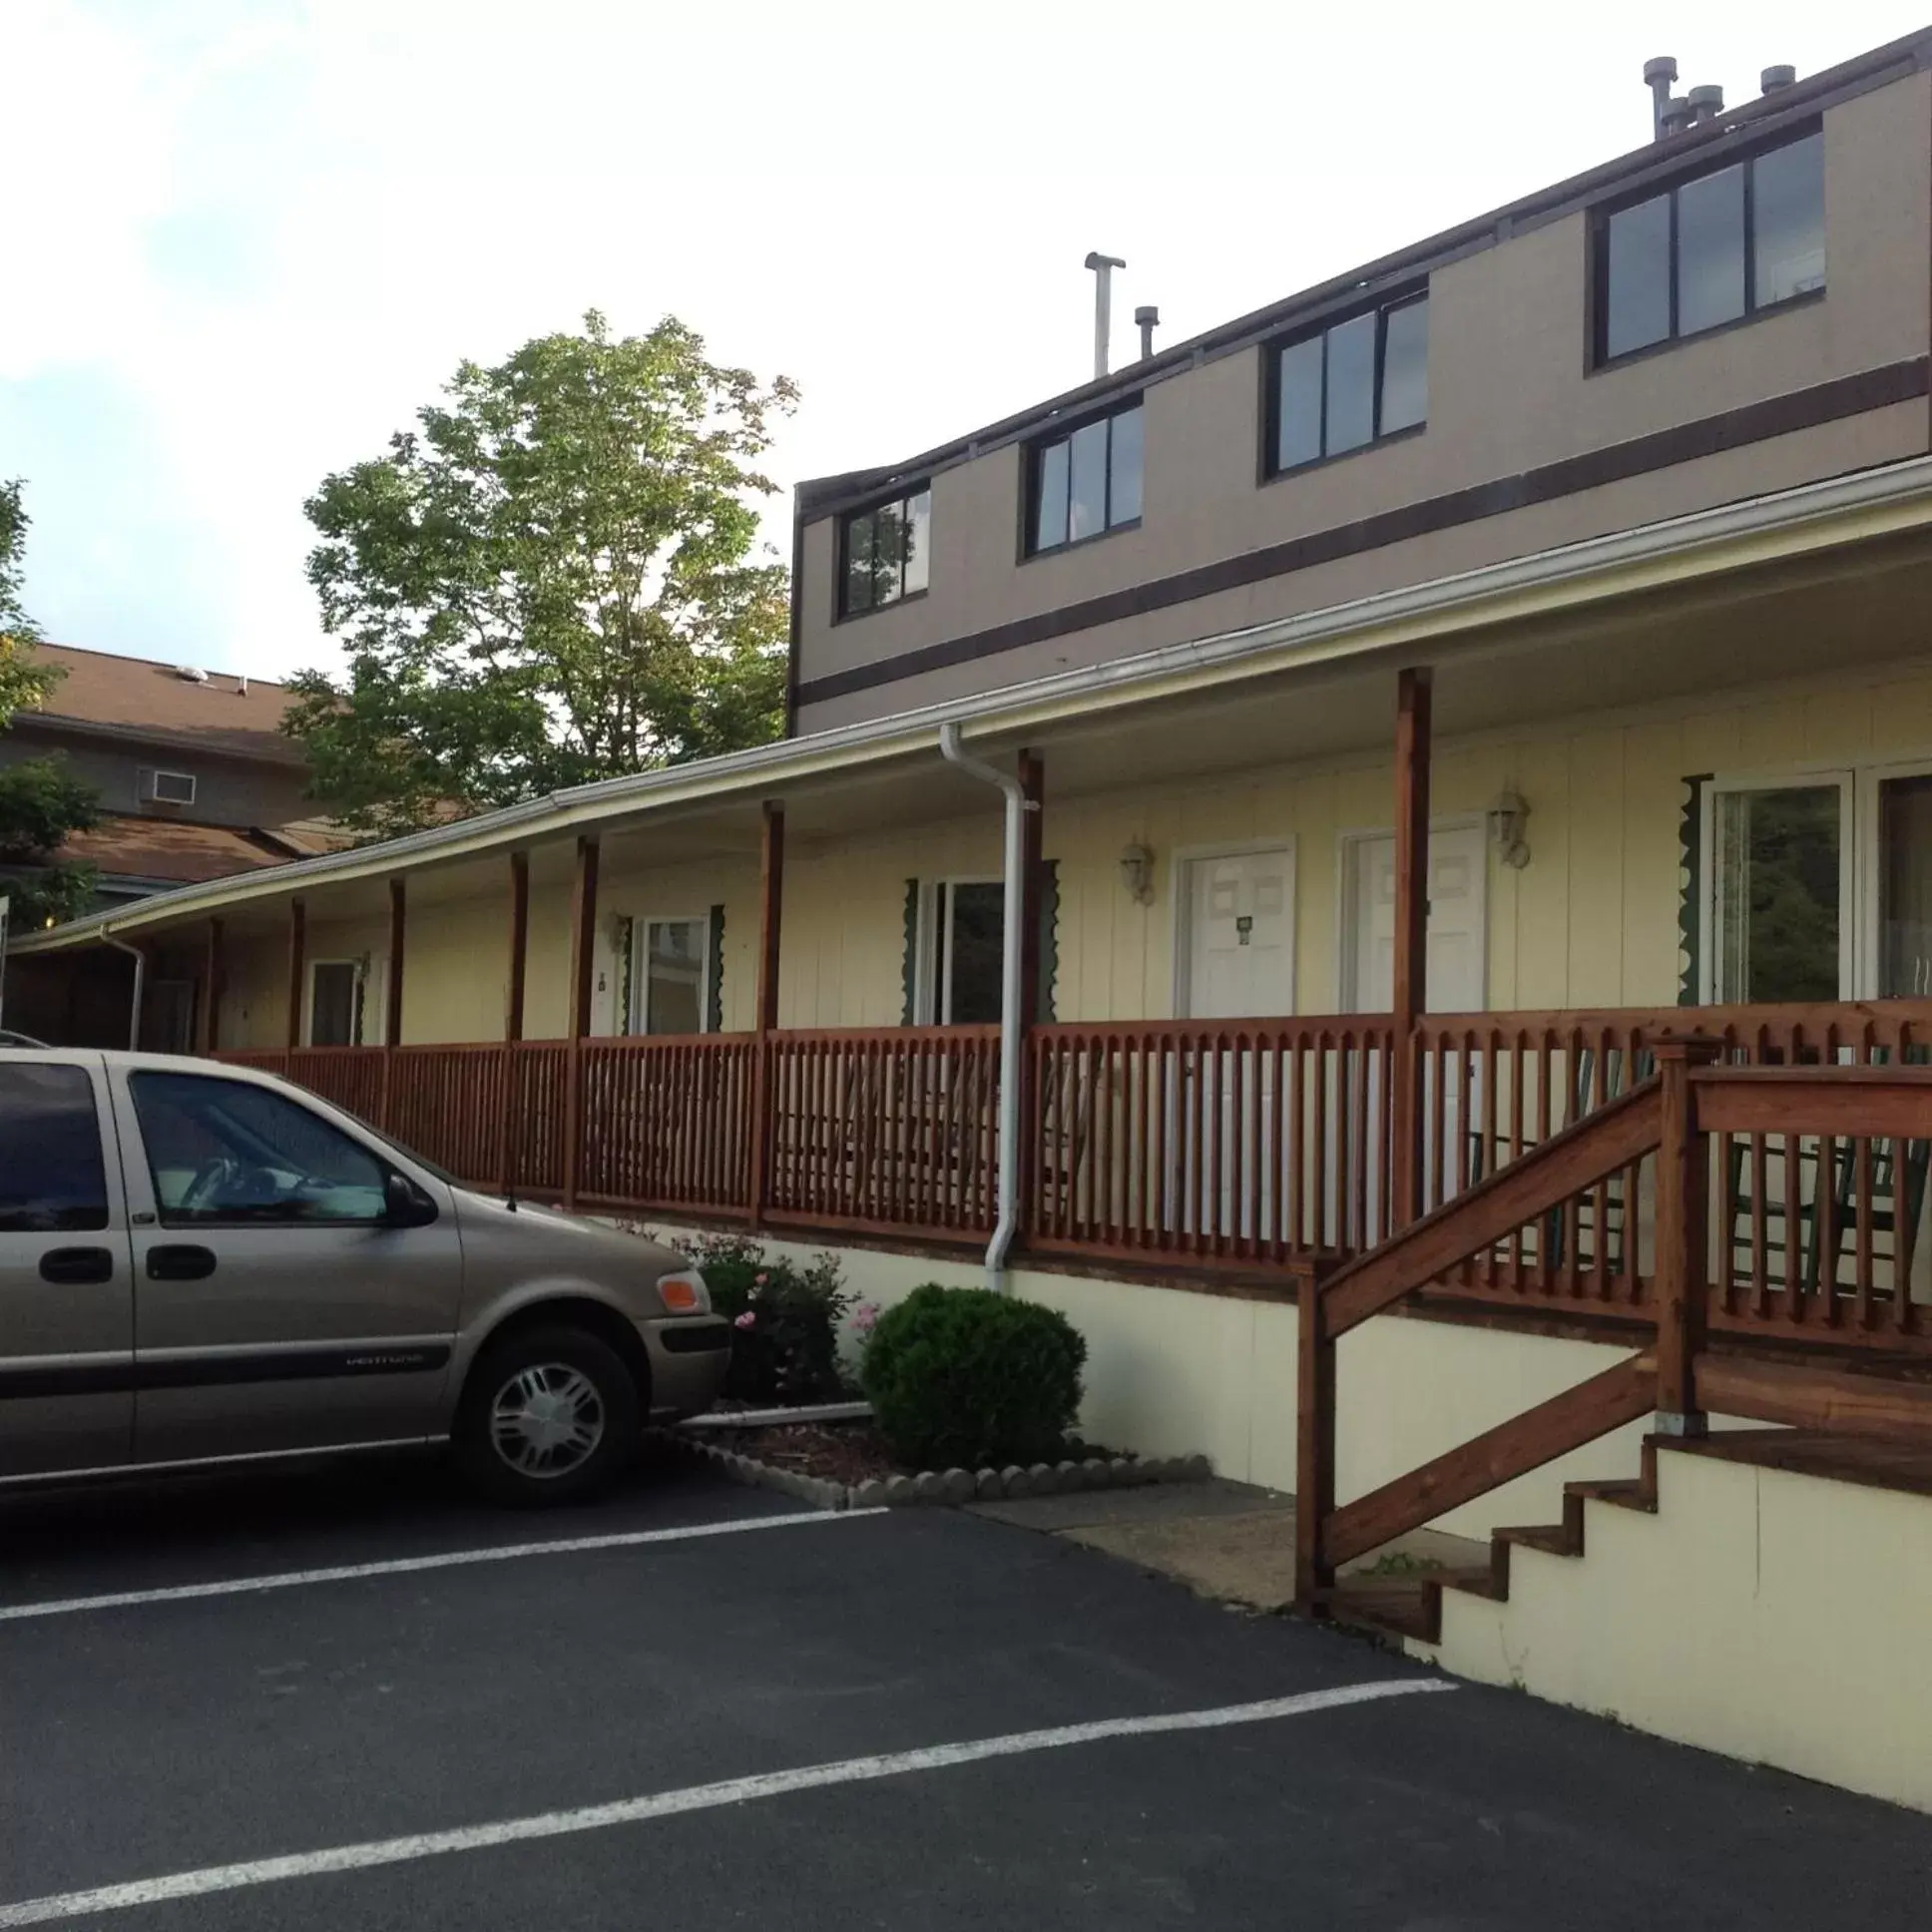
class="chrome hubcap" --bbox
[489,1363,605,1478]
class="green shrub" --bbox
[861,1284,1086,1470]
[684,1234,852,1405]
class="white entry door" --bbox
[1347,823,1488,1015]
[1177,846,1294,1246]
[1183,845,1295,1019]
[1346,824,1489,1229]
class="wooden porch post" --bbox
[747,802,784,1224]
[505,850,530,1044]
[385,878,406,1048]
[200,917,224,1056]
[1654,1039,1719,1433]
[1016,748,1046,1242]
[1294,1268,1336,1616]
[284,898,306,1052]
[497,850,529,1196]
[562,836,600,1208]
[1390,668,1433,1229]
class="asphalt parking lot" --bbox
[3,1448,1930,1930]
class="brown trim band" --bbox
[794,356,1931,712]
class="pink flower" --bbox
[852,1300,880,1335]
[733,1310,756,1330]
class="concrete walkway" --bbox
[970,1478,1481,1612]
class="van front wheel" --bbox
[456,1326,641,1505]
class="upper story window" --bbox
[1268,292,1428,476]
[1597,129,1824,363]
[1028,400,1143,555]
[840,485,931,619]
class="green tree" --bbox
[0,482,98,927]
[284,311,797,839]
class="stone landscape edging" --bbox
[657,1423,1212,1513]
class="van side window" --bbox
[130,1073,388,1226]
[0,1064,109,1232]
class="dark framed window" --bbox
[1596,129,1823,364]
[1267,292,1428,476]
[0,1063,109,1232]
[840,485,931,619]
[1028,401,1143,554]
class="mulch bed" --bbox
[728,1421,1130,1487]
[731,1423,899,1487]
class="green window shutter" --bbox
[1037,859,1059,1024]
[618,917,636,1035]
[1678,775,1708,1007]
[901,879,920,1026]
[708,904,725,1034]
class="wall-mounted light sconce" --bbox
[1119,841,1155,905]
[1488,789,1531,869]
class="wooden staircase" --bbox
[1332,1446,1663,1646]
[1332,1425,1932,1647]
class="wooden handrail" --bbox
[1322,1352,1658,1571]
[1691,1064,1932,1139]
[1317,1076,1664,1340]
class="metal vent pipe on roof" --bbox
[1660,95,1693,137]
[1761,64,1797,95]
[1135,304,1160,360]
[1644,55,1678,139]
[1084,251,1126,381]
[1689,83,1724,124]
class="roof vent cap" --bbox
[1761,64,1797,94]
[175,666,209,683]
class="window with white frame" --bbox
[914,881,1004,1025]
[1703,762,1932,1003]
[628,916,709,1035]
[307,959,363,1047]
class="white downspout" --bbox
[102,933,145,1051]
[938,723,1030,1294]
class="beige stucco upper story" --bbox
[792,47,1932,733]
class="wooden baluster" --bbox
[1288,1033,1305,1253]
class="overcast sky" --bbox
[2,0,1924,683]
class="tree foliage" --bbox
[284,311,798,839]
[0,482,98,927]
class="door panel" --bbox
[1184,847,1294,1021]
[112,1067,463,1464]
[1347,825,1490,1228]
[0,1057,134,1477]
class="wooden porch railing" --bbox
[1027,1018,1395,1267]
[218,1000,1932,1338]
[1295,1048,1932,1610]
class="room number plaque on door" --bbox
[1235,915,1253,945]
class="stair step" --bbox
[1437,1559,1507,1603]
[1495,1522,1579,1558]
[1330,1575,1439,1644]
[1565,1476,1656,1515]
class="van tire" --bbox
[455,1325,642,1506]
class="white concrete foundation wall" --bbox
[1421,1448,1932,1814]
[649,1225,1667,1538]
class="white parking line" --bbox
[0,1678,1453,1925]
[0,1508,888,1625]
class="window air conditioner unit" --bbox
[143,768,198,806]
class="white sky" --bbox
[1,0,1925,683]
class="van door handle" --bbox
[40,1247,116,1285]
[146,1245,217,1281]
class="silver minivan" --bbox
[0,1048,729,1504]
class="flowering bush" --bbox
[684,1234,852,1404]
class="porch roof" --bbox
[18,450,1932,954]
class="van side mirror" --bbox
[382,1171,439,1229]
